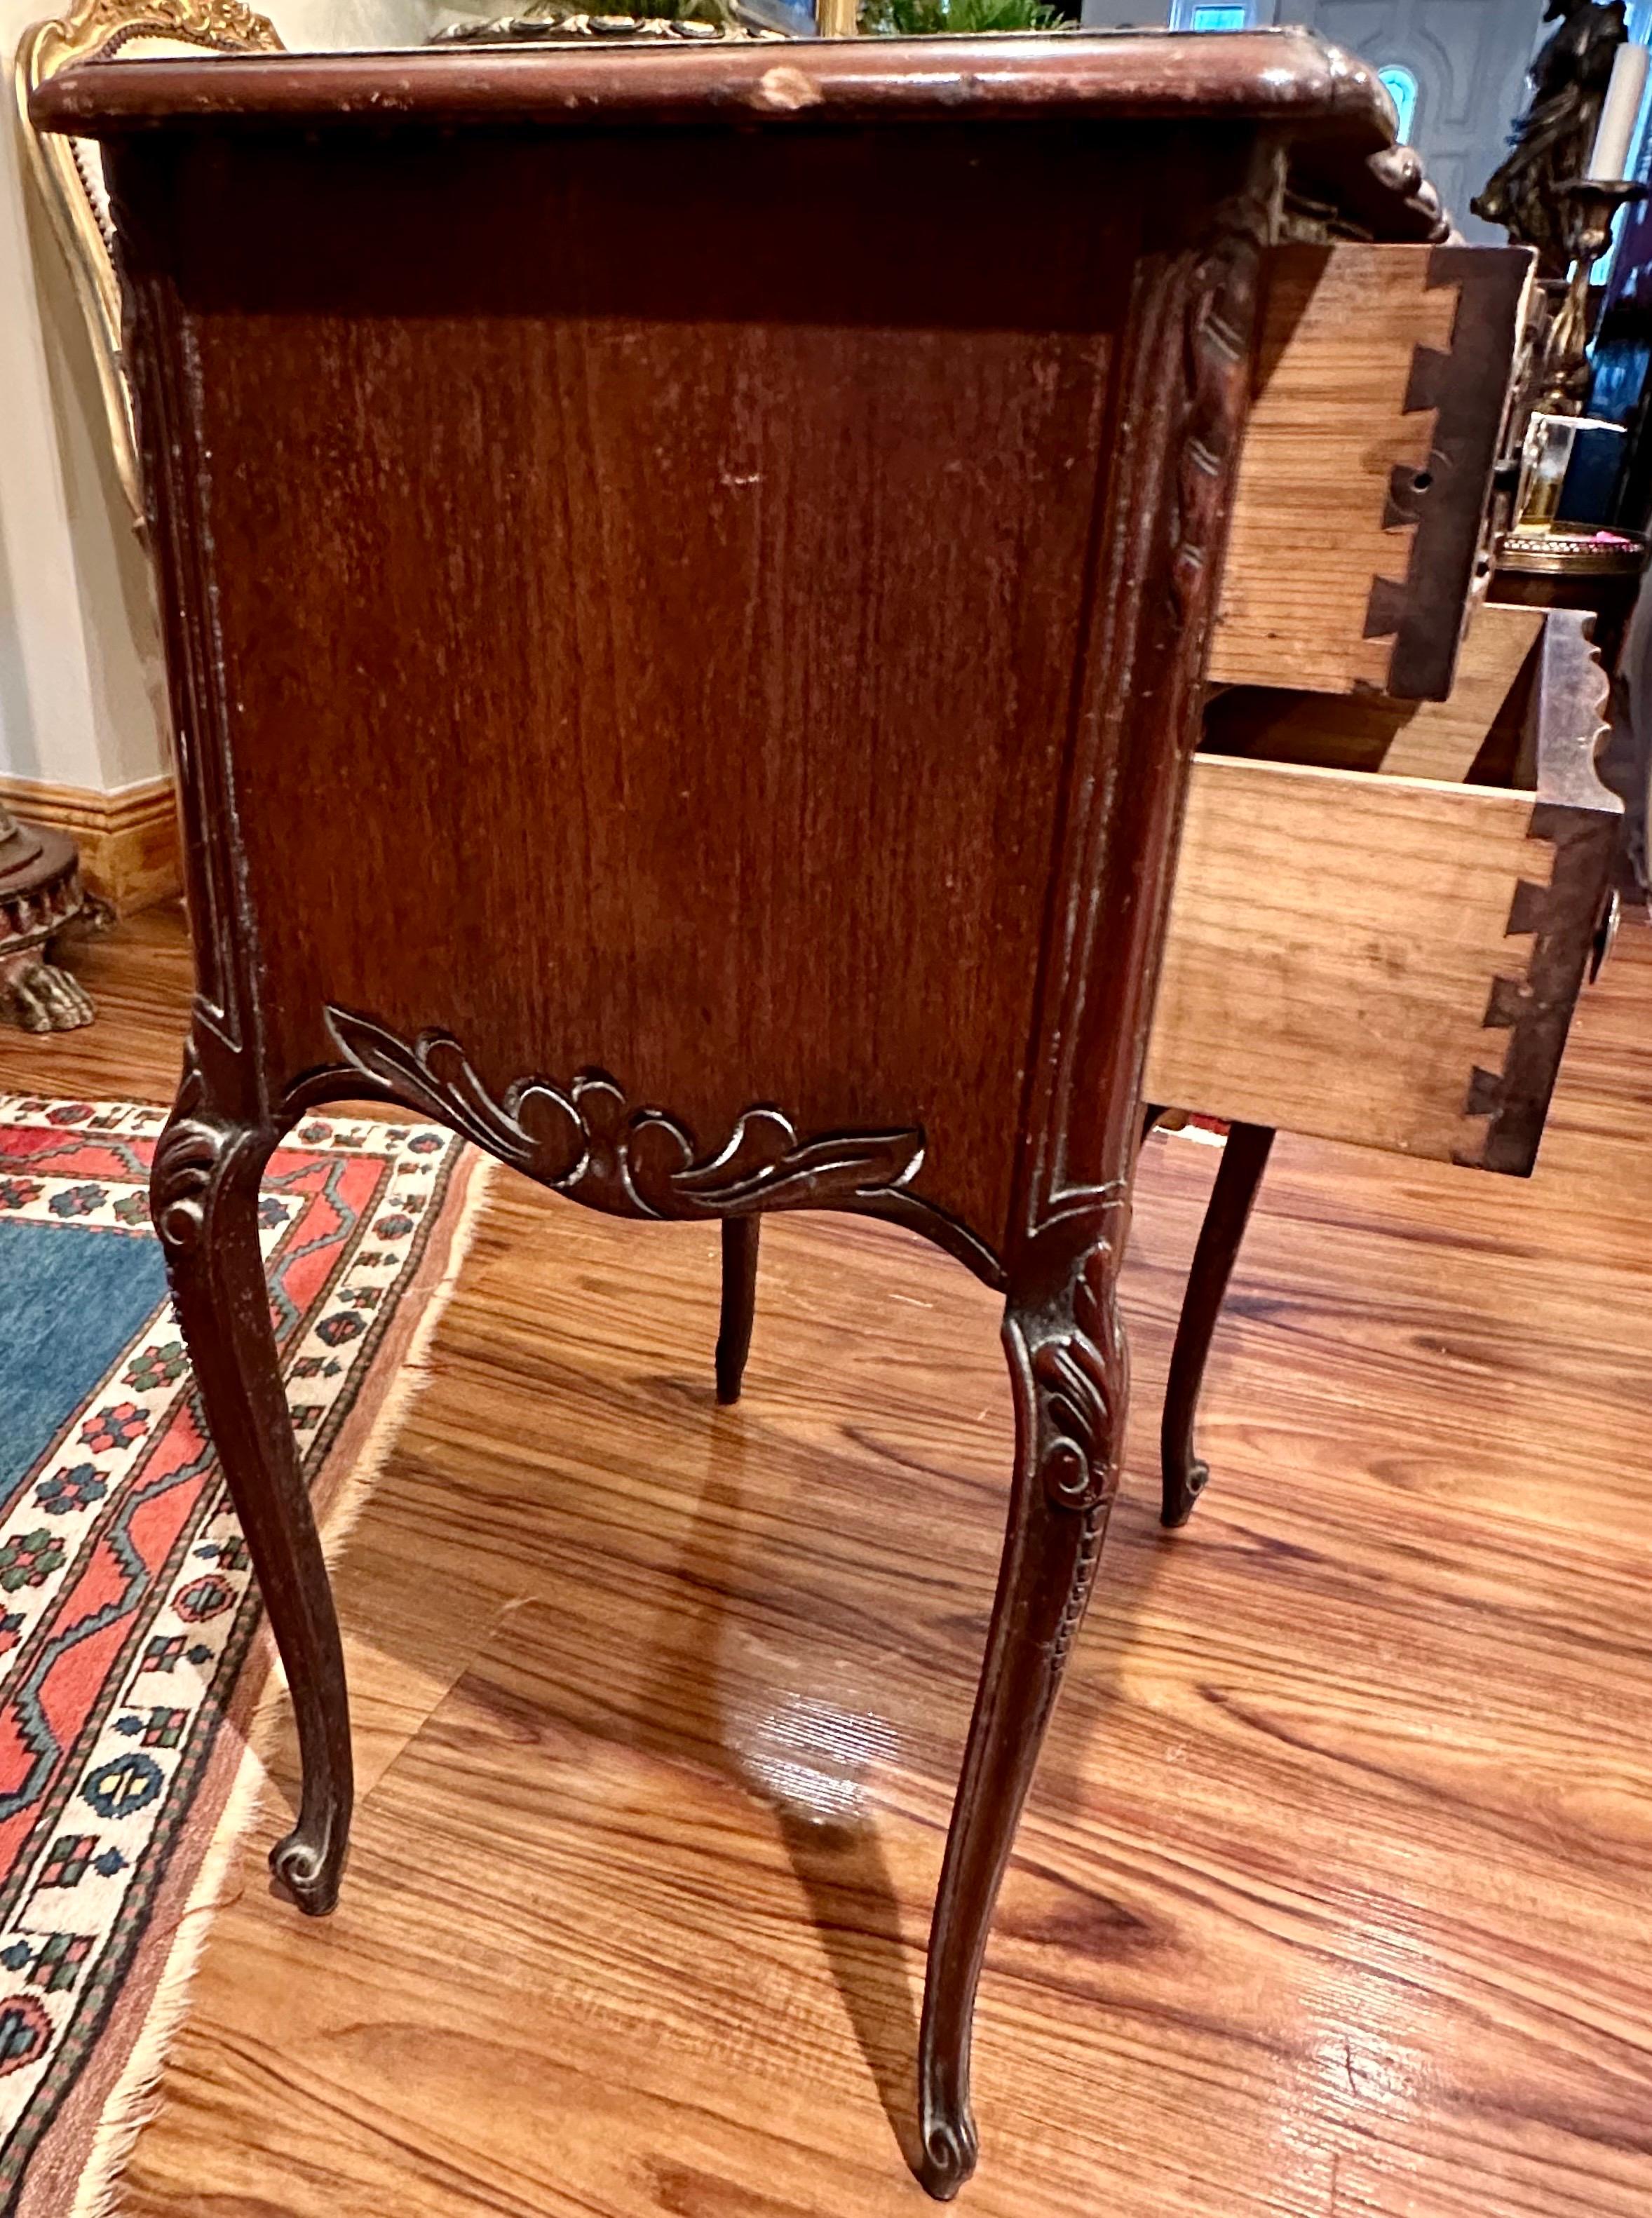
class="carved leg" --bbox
[1160,1120,1274,1529]
[917,1233,1124,2198]
[152,1089,352,1914]
[715,1215,760,1405]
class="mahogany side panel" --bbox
[111,118,1266,1264]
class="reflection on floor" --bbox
[6,904,1651,2218]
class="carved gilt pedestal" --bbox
[0,809,95,1032]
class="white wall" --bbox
[0,20,130,791]
[0,0,450,794]
[277,0,452,46]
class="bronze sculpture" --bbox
[1473,0,1630,273]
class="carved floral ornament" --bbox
[1170,184,1268,624]
[323,1006,927,1221]
[42,0,280,50]
[1029,1239,1120,1515]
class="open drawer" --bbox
[1146,606,1620,1175]
[1210,239,1533,702]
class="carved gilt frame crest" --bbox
[13,0,283,532]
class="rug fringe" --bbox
[68,1731,271,2218]
[68,1145,496,2218]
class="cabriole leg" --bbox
[715,1215,760,1405]
[916,1229,1125,2198]
[1160,1119,1274,1529]
[151,1083,353,1914]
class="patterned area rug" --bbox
[0,1096,485,2218]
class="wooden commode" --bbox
[33,32,1616,2196]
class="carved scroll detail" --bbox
[1029,1240,1118,1514]
[1048,1503,1109,1682]
[324,1006,925,1222]
[1172,192,1268,628]
[46,0,280,52]
[1008,1199,1127,1520]
[149,1033,269,1250]
[998,1200,1127,1726]
[149,1048,230,1251]
[1027,169,1276,1221]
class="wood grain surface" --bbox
[31,32,1399,139]
[1208,243,1527,700]
[1210,243,1454,693]
[1146,756,1568,1165]
[4,904,1650,2217]
[101,108,1268,1262]
[1205,601,1546,783]
[34,32,1449,249]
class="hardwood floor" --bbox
[6,904,1652,2217]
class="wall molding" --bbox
[0,773,180,914]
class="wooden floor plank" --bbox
[2,906,1649,2216]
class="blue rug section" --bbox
[0,1219,168,1496]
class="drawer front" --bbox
[1210,241,1532,701]
[1150,614,1619,1173]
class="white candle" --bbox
[1587,41,1648,182]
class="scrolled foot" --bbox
[2,956,95,1032]
[1161,1453,1210,1530]
[916,2102,978,2201]
[269,1823,345,1918]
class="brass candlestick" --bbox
[1536,175,1646,416]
